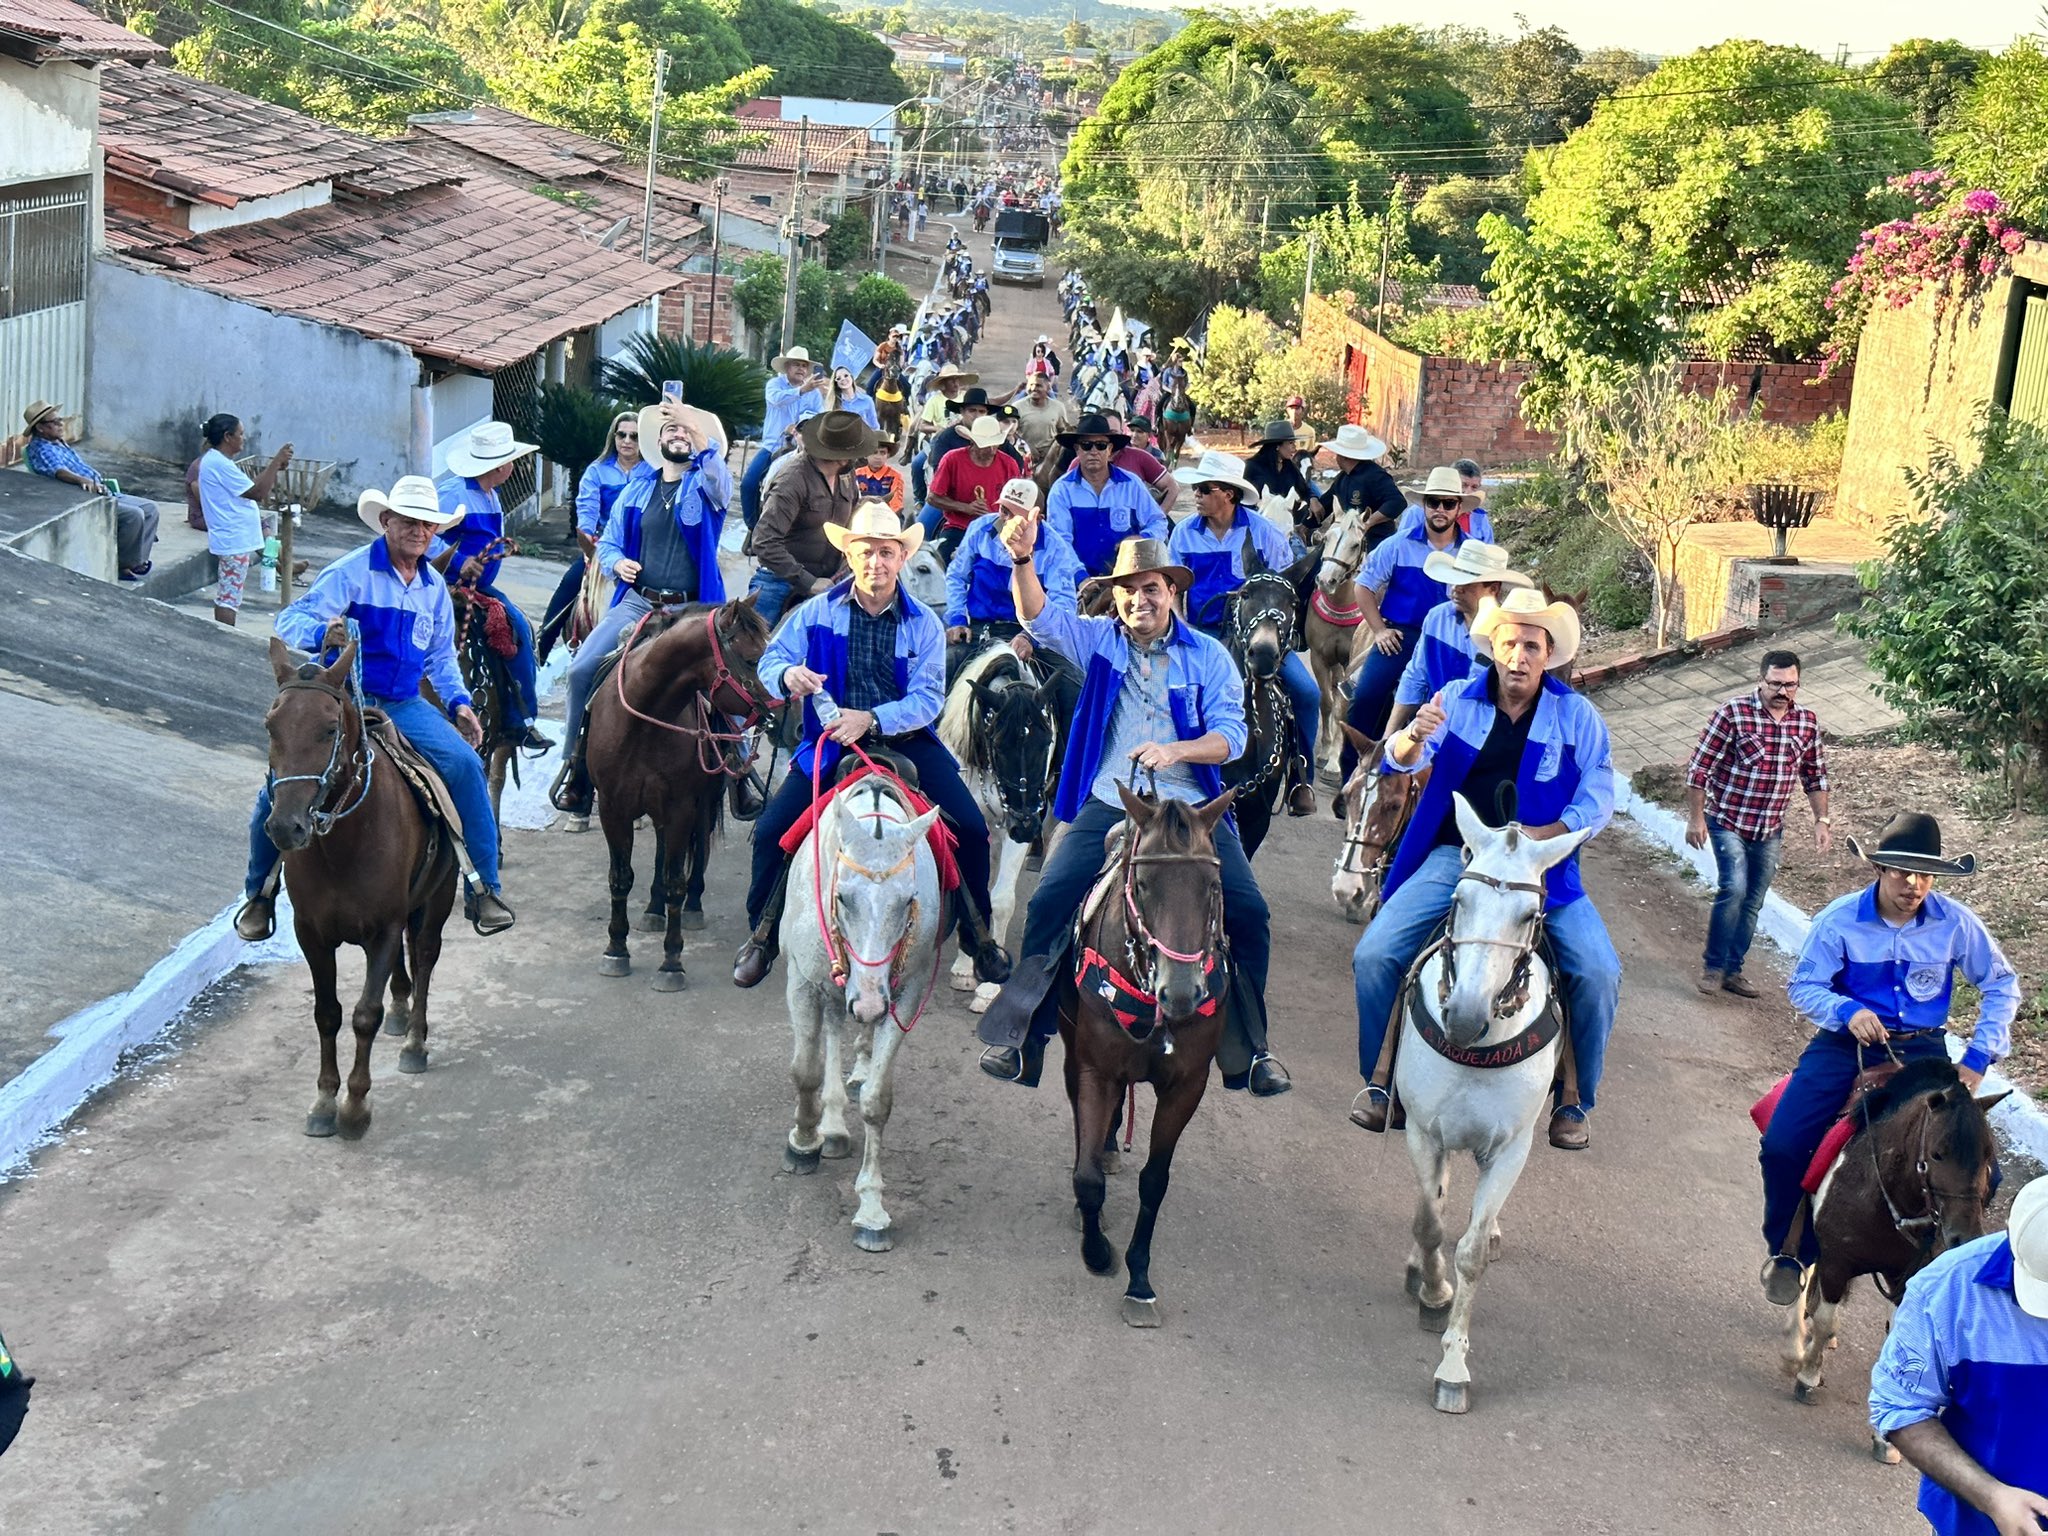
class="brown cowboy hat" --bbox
[1078,537,1193,603]
[797,409,878,462]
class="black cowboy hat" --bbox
[1846,812,1978,876]
[796,409,879,461]
[944,387,993,414]
[1056,411,1130,449]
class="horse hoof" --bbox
[381,1009,408,1038]
[1794,1379,1823,1405]
[783,1144,821,1174]
[1433,1380,1470,1415]
[598,955,631,977]
[652,968,688,993]
[636,910,665,932]
[1404,1264,1424,1299]
[1419,1301,1452,1334]
[561,814,589,834]
[853,1225,893,1253]
[680,909,706,932]
[1873,1435,1900,1466]
[969,983,997,1014]
[305,1110,338,1138]
[820,1132,853,1160]
[336,1109,371,1142]
[1081,1234,1117,1276]
[1488,1231,1503,1262]
[948,971,977,993]
[397,1047,429,1075]
[1122,1295,1162,1328]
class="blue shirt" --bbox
[597,451,731,608]
[759,577,946,776]
[1360,524,1468,629]
[762,375,823,447]
[1395,599,1486,706]
[837,391,881,431]
[1396,503,1495,542]
[575,456,654,538]
[438,479,507,587]
[1167,506,1295,629]
[23,434,99,483]
[945,512,1082,628]
[1045,463,1165,577]
[276,537,469,710]
[1869,1233,2048,1536]
[1789,887,2019,1075]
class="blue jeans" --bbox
[1760,1026,1953,1263]
[1341,625,1420,776]
[916,499,946,540]
[536,554,585,663]
[746,568,796,628]
[564,590,651,750]
[1279,651,1319,762]
[246,693,501,895]
[1352,843,1622,1110]
[741,446,776,531]
[474,579,538,730]
[1705,819,1782,976]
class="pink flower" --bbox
[1961,189,2003,215]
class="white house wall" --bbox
[426,371,493,478]
[0,59,97,189]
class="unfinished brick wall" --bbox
[656,273,737,347]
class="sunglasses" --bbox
[1076,439,1112,451]
[1423,496,1461,510]
[616,431,638,440]
[1196,482,1235,496]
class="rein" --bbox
[1106,795,1226,1029]
[611,604,764,776]
[1855,1042,1990,1279]
[269,629,377,835]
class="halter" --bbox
[1855,1042,1992,1277]
[1228,573,1298,661]
[1116,812,1226,1018]
[971,653,1058,826]
[266,672,376,835]
[1318,509,1368,589]
[1334,768,1407,888]
[612,603,767,777]
[1432,868,1548,1023]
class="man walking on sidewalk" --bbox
[1684,649,1831,998]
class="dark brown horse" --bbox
[1061,784,1236,1327]
[1780,1055,2008,1459]
[584,596,770,988]
[1155,376,1194,466]
[1330,724,1428,923]
[262,638,458,1138]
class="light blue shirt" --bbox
[1395,599,1486,706]
[1166,506,1294,628]
[837,391,880,431]
[1789,886,2019,1074]
[276,537,469,710]
[944,513,1083,628]
[1397,502,1495,542]
[1045,463,1167,576]
[761,374,823,447]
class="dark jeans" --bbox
[741,446,776,531]
[909,449,930,507]
[1705,819,1783,976]
[1340,625,1420,777]
[747,733,992,939]
[536,554,586,664]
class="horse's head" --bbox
[827,779,939,1026]
[262,635,360,852]
[1865,1059,2011,1265]
[1316,510,1367,596]
[707,594,772,719]
[972,667,1058,845]
[1116,784,1233,1028]
[1437,793,1590,1049]
[1227,564,1298,682]
[1332,724,1425,924]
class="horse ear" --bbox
[1976,1089,2013,1112]
[1525,822,1595,874]
[269,635,296,685]
[904,806,942,845]
[1451,791,1492,852]
[736,588,760,612]
[1340,723,1378,757]
[1243,539,1267,575]
[1115,779,1155,822]
[1284,549,1318,586]
[320,639,357,690]
[1196,786,1239,829]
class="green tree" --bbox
[821,205,871,270]
[712,0,907,99]
[1259,181,1439,325]
[1867,37,1989,135]
[836,272,915,339]
[1185,304,1278,427]
[1936,37,2048,228]
[1062,19,1092,52]
[1412,174,1523,286]
[729,251,833,359]
[596,335,769,440]
[1579,46,1653,94]
[1468,24,1599,152]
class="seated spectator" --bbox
[21,401,160,581]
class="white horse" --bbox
[780,773,946,1252]
[903,543,948,613]
[1394,793,1591,1414]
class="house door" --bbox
[0,182,90,430]
[2008,293,2048,431]
[490,351,543,525]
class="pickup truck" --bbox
[991,209,1049,287]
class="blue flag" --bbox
[831,319,877,377]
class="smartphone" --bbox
[661,380,686,404]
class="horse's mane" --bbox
[1146,796,1208,855]
[720,596,771,648]
[937,646,1021,759]
[1861,1056,1993,1167]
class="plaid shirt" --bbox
[23,435,99,484]
[1685,689,1828,841]
[842,592,902,715]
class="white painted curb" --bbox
[1616,772,2048,1170]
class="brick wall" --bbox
[656,272,737,347]
[103,175,187,233]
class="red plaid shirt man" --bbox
[1685,688,1830,841]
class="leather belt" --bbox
[633,583,695,607]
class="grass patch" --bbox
[1491,471,1651,630]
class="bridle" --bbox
[1228,573,1299,667]
[266,673,376,836]
[1335,768,1409,891]
[1855,1041,1992,1274]
[1318,510,1367,590]
[1116,816,1225,1022]
[972,655,1057,828]
[1423,867,1548,1024]
[612,603,769,777]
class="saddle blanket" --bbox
[777,765,961,890]
[1751,1076,1864,1195]
[1075,944,1220,1035]
[463,589,520,658]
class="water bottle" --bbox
[259,534,280,593]
[813,689,842,729]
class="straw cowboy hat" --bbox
[1409,465,1481,505]
[1471,586,1582,667]
[1845,811,1979,876]
[770,343,816,372]
[1328,424,1390,462]
[635,400,726,456]
[824,499,924,559]
[22,400,63,431]
[796,408,879,462]
[445,420,536,478]
[1172,447,1259,502]
[2010,1176,2048,1319]
[1421,540,1532,591]
[933,362,980,388]
[1056,410,1129,448]
[1079,537,1193,603]
[357,475,462,537]
[965,415,1010,449]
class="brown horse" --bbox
[444,584,518,831]
[1330,724,1428,923]
[1779,1055,2008,1459]
[1155,377,1195,466]
[1303,507,1374,784]
[874,365,909,454]
[1062,785,1237,1327]
[584,596,771,988]
[262,637,458,1138]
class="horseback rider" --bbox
[977,533,1293,1098]
[1242,419,1316,511]
[436,421,550,752]
[1319,424,1408,548]
[553,402,740,821]
[1045,412,1167,578]
[1349,588,1621,1150]
[945,479,1086,735]
[749,409,872,626]
[539,409,649,664]
[236,476,517,940]
[731,502,1013,991]
[1397,457,1494,541]
[1168,449,1320,818]
[1759,813,2018,1305]
[1379,540,1531,744]
[740,344,826,531]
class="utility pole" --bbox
[1374,217,1391,335]
[1260,196,1270,250]
[703,177,727,345]
[1302,229,1318,316]
[780,115,810,355]
[640,48,667,266]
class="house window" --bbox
[0,180,90,321]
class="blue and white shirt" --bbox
[1360,524,1468,630]
[1869,1232,2048,1536]
[1167,505,1294,629]
[1394,599,1486,706]
[22,435,100,484]
[575,455,654,539]
[1046,463,1165,577]
[945,512,1082,628]
[1396,503,1495,542]
[438,478,508,587]
[597,451,732,608]
[276,537,468,710]
[836,391,881,431]
[759,577,946,777]
[761,374,823,447]
[1789,886,2019,1075]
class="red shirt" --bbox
[1111,447,1166,487]
[1684,689,1830,841]
[929,447,1020,531]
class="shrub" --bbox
[1186,304,1280,427]
[838,272,916,340]
[533,383,628,503]
[596,335,770,441]
[1249,343,1347,430]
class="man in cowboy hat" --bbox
[1099,410,1178,513]
[1320,423,1407,547]
[1170,447,1321,817]
[1046,411,1167,578]
[1337,465,1478,782]
[750,408,875,626]
[926,411,1023,559]
[1350,587,1622,1150]
[20,401,161,581]
[1396,457,1494,541]
[977,531,1292,1097]
[732,502,1009,990]
[909,361,979,509]
[237,476,517,940]
[741,344,828,530]
[853,432,906,513]
[1378,540,1533,749]
[944,478,1084,710]
[1759,811,2019,1304]
[435,420,547,752]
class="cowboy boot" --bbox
[955,897,1013,985]
[734,865,791,987]
[234,893,276,943]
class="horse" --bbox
[1394,794,1592,1413]
[1330,724,1428,924]
[1777,1055,2007,1459]
[584,596,770,988]
[780,771,947,1252]
[1156,377,1195,466]
[937,643,1063,1012]
[902,542,949,613]
[260,637,459,1138]
[1219,547,1313,859]
[446,544,522,831]
[1303,507,1374,786]
[874,365,909,449]
[1061,784,1238,1326]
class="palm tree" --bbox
[597,335,771,439]
[533,382,628,503]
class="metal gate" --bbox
[2008,294,2048,432]
[490,351,542,525]
[0,183,90,426]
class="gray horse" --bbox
[1395,793,1591,1414]
[780,772,946,1252]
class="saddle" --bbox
[361,710,477,886]
[1750,1060,1904,1195]
[775,761,961,892]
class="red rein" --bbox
[611,605,762,776]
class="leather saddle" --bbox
[1751,1059,1904,1194]
[361,710,476,887]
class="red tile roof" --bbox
[721,118,880,175]
[0,0,163,61]
[99,64,452,207]
[406,105,628,182]
[450,166,705,266]
[107,180,682,373]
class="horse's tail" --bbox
[937,643,1016,762]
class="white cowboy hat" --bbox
[824,499,925,559]
[1471,587,1581,668]
[770,344,815,371]
[1328,424,1390,462]
[965,415,1010,449]
[1409,465,1481,504]
[1172,447,1258,503]
[358,475,462,536]
[1422,541,1532,590]
[636,401,726,457]
[998,477,1040,513]
[2011,1176,2048,1319]
[444,420,536,478]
